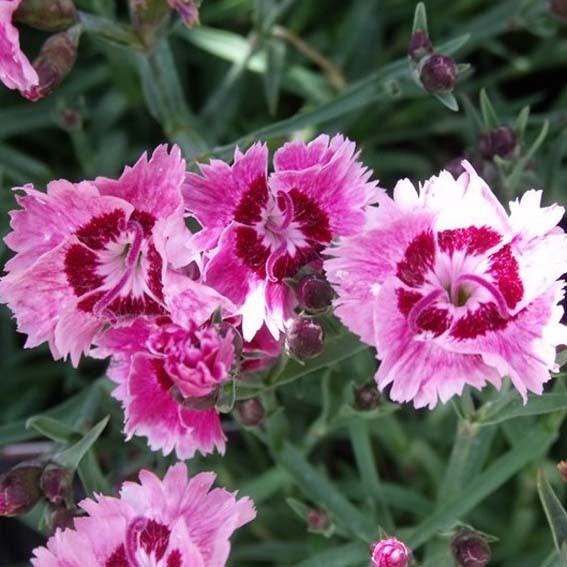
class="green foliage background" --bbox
[0,0,567,565]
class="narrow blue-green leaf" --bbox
[478,393,567,426]
[53,416,109,470]
[480,88,500,129]
[407,420,561,549]
[263,36,286,115]
[412,2,428,35]
[26,416,80,444]
[434,91,459,112]
[277,442,377,543]
[538,469,567,553]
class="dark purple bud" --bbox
[354,383,381,411]
[479,127,517,161]
[451,528,491,567]
[420,54,457,93]
[551,0,567,22]
[57,107,83,132]
[23,28,80,102]
[306,508,330,532]
[15,0,77,32]
[408,29,433,62]
[49,506,77,531]
[445,157,466,178]
[235,398,266,427]
[40,464,73,506]
[557,460,567,483]
[297,274,334,312]
[286,318,324,360]
[0,462,43,517]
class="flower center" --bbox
[64,209,165,318]
[233,177,332,281]
[395,226,524,340]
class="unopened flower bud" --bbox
[56,106,83,132]
[129,0,170,42]
[15,0,77,32]
[286,317,324,360]
[168,0,200,27]
[479,127,516,161]
[408,30,433,62]
[49,506,77,531]
[297,274,334,312]
[306,508,330,532]
[557,460,567,483]
[551,0,567,22]
[235,398,266,427]
[371,537,411,567]
[23,28,80,102]
[354,383,381,411]
[420,54,457,93]
[451,528,491,567]
[0,462,43,517]
[40,464,73,506]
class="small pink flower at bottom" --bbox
[31,463,256,567]
[325,161,567,408]
[0,0,39,97]
[94,276,237,459]
[371,537,411,567]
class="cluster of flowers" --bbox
[1,132,566,564]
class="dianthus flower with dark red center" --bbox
[94,275,237,459]
[183,135,381,342]
[32,464,256,567]
[325,161,567,408]
[0,145,191,365]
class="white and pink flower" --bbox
[325,161,567,408]
[371,537,411,567]
[0,0,39,98]
[183,134,380,341]
[32,463,256,567]
[0,145,191,366]
[94,275,237,459]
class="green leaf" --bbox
[263,36,286,115]
[433,92,459,112]
[277,442,377,543]
[407,418,562,549]
[478,393,567,426]
[26,416,80,444]
[538,469,567,553]
[297,542,369,567]
[53,416,109,471]
[412,2,429,35]
[514,106,530,139]
[480,88,500,129]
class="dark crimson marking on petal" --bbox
[105,545,129,567]
[235,226,270,277]
[450,302,509,339]
[146,243,164,301]
[396,288,423,317]
[75,209,125,251]
[77,291,104,313]
[130,210,157,237]
[107,294,165,318]
[288,189,332,244]
[396,231,435,288]
[167,550,183,567]
[415,306,452,336]
[270,245,322,281]
[437,226,502,256]
[64,243,104,296]
[139,520,170,561]
[154,359,174,392]
[488,245,523,308]
[234,177,269,225]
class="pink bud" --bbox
[0,462,43,517]
[371,537,411,567]
[168,0,200,27]
[40,464,73,506]
[297,274,334,313]
[286,317,325,360]
[235,398,266,427]
[408,30,433,62]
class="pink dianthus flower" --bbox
[0,145,191,365]
[32,463,256,567]
[325,161,567,408]
[0,0,39,97]
[94,275,237,459]
[183,134,380,341]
